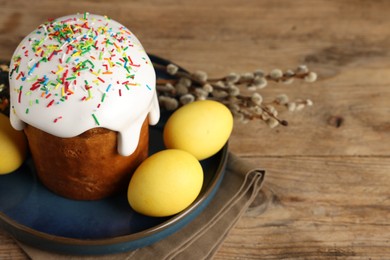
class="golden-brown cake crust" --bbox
[24,118,149,200]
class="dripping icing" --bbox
[9,13,159,156]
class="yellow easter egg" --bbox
[0,113,27,174]
[163,100,233,160]
[127,149,203,217]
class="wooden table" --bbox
[1,0,389,259]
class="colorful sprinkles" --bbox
[10,13,153,126]
[91,113,100,126]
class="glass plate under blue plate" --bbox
[0,55,228,255]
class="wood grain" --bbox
[0,0,389,259]
[216,156,390,259]
[0,229,26,259]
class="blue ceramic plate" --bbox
[0,55,228,255]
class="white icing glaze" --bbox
[9,13,160,156]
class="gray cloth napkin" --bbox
[17,152,265,260]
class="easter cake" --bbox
[8,13,160,200]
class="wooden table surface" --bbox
[1,0,389,259]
